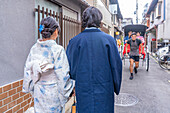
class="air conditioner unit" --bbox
[109,4,117,14]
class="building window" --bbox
[155,2,162,19]
[151,12,154,23]
[158,2,162,17]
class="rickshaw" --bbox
[122,24,149,71]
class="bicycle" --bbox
[158,52,170,70]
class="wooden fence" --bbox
[35,5,81,48]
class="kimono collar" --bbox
[37,39,56,47]
[85,27,98,29]
[83,27,101,33]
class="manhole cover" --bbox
[115,93,139,106]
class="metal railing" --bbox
[35,5,81,48]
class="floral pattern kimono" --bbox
[22,40,75,113]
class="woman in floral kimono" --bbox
[22,17,75,113]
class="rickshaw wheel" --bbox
[124,55,126,65]
[142,57,144,67]
[146,53,149,71]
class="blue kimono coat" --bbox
[66,28,122,113]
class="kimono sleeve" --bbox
[22,53,34,95]
[108,38,122,95]
[66,40,79,80]
[54,48,75,107]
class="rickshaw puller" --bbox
[126,32,143,80]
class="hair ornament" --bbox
[39,25,44,33]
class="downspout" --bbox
[155,25,158,52]
[163,0,166,21]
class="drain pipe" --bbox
[163,0,166,21]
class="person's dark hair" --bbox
[40,17,61,38]
[137,32,141,34]
[131,32,136,37]
[82,6,103,28]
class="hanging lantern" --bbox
[116,31,120,35]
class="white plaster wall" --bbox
[164,0,170,40]
[96,0,112,27]
[150,0,170,40]
[0,0,35,86]
[157,23,164,39]
[149,1,164,29]
[148,32,156,52]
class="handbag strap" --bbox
[74,95,76,104]
[29,97,34,108]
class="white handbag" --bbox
[25,57,54,113]
[25,98,34,113]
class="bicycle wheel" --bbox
[158,54,170,70]
[146,53,149,71]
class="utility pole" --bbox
[136,0,138,24]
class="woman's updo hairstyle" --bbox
[40,17,61,38]
[82,6,103,28]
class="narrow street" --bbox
[115,57,170,113]
[1,0,170,112]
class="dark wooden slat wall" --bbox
[35,5,81,48]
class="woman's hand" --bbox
[69,88,76,97]
[72,88,76,96]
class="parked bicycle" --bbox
[158,52,170,70]
[156,46,170,70]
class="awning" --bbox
[146,26,156,32]
[146,20,164,32]
[146,0,158,17]
[123,24,148,37]
[114,25,123,34]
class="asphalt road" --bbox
[115,56,170,113]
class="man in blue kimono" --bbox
[66,7,122,113]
